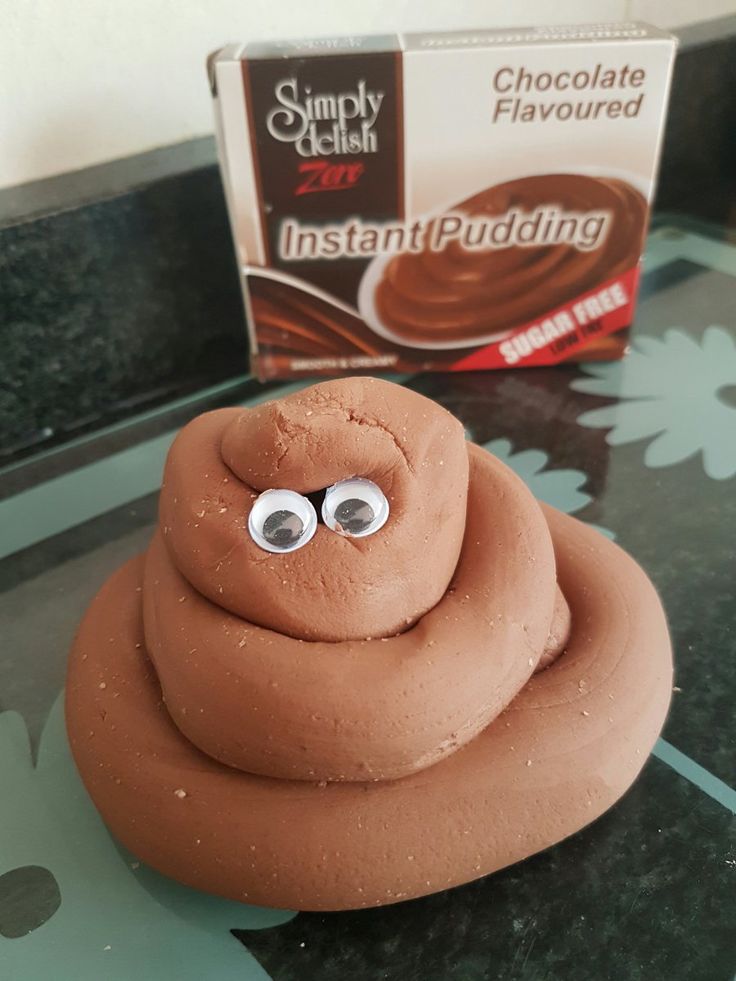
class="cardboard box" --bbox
[209,23,677,379]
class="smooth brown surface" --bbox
[375,174,647,344]
[246,274,626,379]
[66,508,671,912]
[65,378,672,911]
[144,443,554,781]
[160,379,468,642]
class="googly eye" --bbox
[322,478,389,538]
[248,489,317,553]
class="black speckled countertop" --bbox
[1,17,735,981]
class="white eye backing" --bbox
[248,489,317,553]
[322,478,389,538]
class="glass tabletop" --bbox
[1,221,734,980]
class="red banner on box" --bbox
[450,265,641,371]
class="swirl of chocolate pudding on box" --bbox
[372,173,647,347]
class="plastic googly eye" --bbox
[248,489,317,553]
[322,478,389,538]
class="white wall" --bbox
[2,0,734,189]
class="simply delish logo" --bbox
[265,78,384,158]
[264,77,385,195]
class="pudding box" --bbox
[208,23,676,380]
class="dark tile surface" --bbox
[0,166,246,457]
[237,760,735,981]
[0,376,274,501]
[0,136,217,229]
[0,866,61,940]
[413,368,613,503]
[656,20,736,225]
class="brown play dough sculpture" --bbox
[66,377,672,911]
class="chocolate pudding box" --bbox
[209,23,676,379]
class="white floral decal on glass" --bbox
[483,438,614,539]
[0,696,294,979]
[570,327,736,481]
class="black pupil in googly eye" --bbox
[334,498,375,534]
[262,509,304,548]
